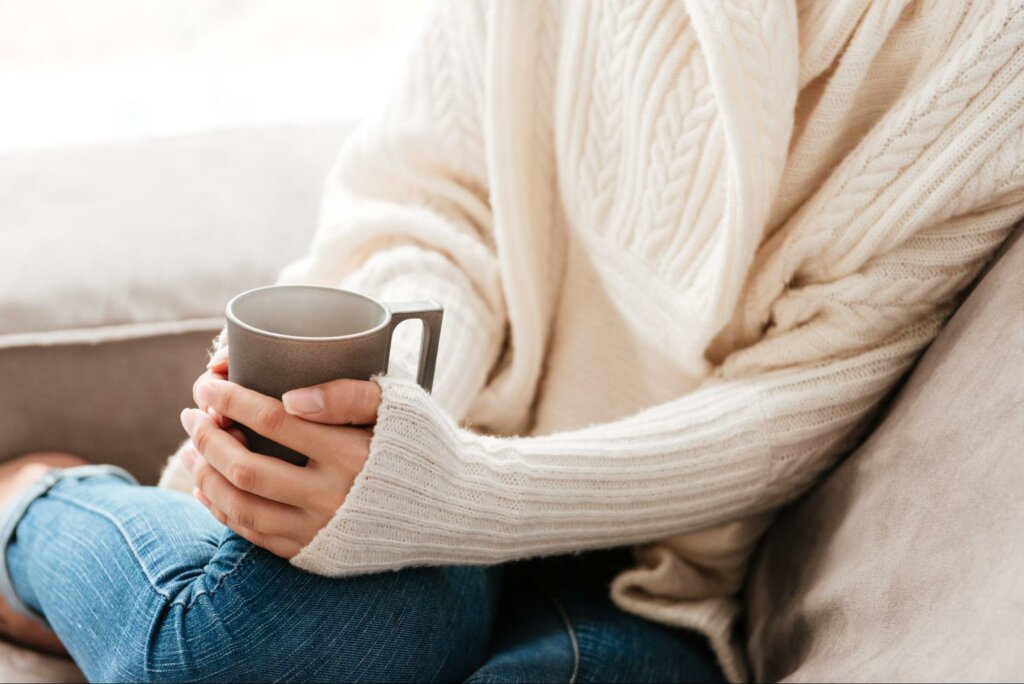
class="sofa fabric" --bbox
[744,225,1024,682]
[0,124,349,474]
[0,328,219,484]
[0,124,346,336]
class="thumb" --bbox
[282,379,381,426]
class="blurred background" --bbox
[0,0,426,152]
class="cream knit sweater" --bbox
[161,1,1024,680]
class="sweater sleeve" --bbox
[275,0,503,421]
[290,201,1022,576]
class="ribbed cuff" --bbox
[0,464,138,626]
[291,377,480,576]
[291,376,771,577]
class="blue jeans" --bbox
[0,467,724,683]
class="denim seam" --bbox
[538,583,580,684]
[170,544,256,611]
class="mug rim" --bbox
[225,285,392,342]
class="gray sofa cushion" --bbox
[0,124,347,336]
[1,329,220,484]
[0,124,349,479]
[744,225,1024,682]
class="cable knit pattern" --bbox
[159,1,1024,681]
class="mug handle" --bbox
[385,301,444,392]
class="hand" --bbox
[180,373,382,558]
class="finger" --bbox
[179,444,199,473]
[206,406,234,430]
[191,450,310,539]
[194,488,303,559]
[226,426,248,447]
[282,379,381,425]
[194,370,228,412]
[194,379,368,462]
[180,408,314,506]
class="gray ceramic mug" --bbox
[225,285,443,465]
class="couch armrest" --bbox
[744,223,1024,681]
[0,324,220,483]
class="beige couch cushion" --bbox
[0,124,347,336]
[0,124,348,481]
[744,225,1024,682]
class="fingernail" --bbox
[195,381,216,407]
[180,408,196,433]
[282,386,325,415]
[181,447,196,473]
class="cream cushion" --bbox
[745,225,1024,681]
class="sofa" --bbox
[1,123,1021,682]
[0,124,347,681]
[743,221,1024,680]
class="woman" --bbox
[3,1,1023,682]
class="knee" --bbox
[86,640,192,684]
[91,565,502,683]
[83,604,227,683]
[91,640,233,684]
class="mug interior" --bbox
[228,286,387,339]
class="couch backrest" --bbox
[744,225,1024,682]
[0,124,349,481]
